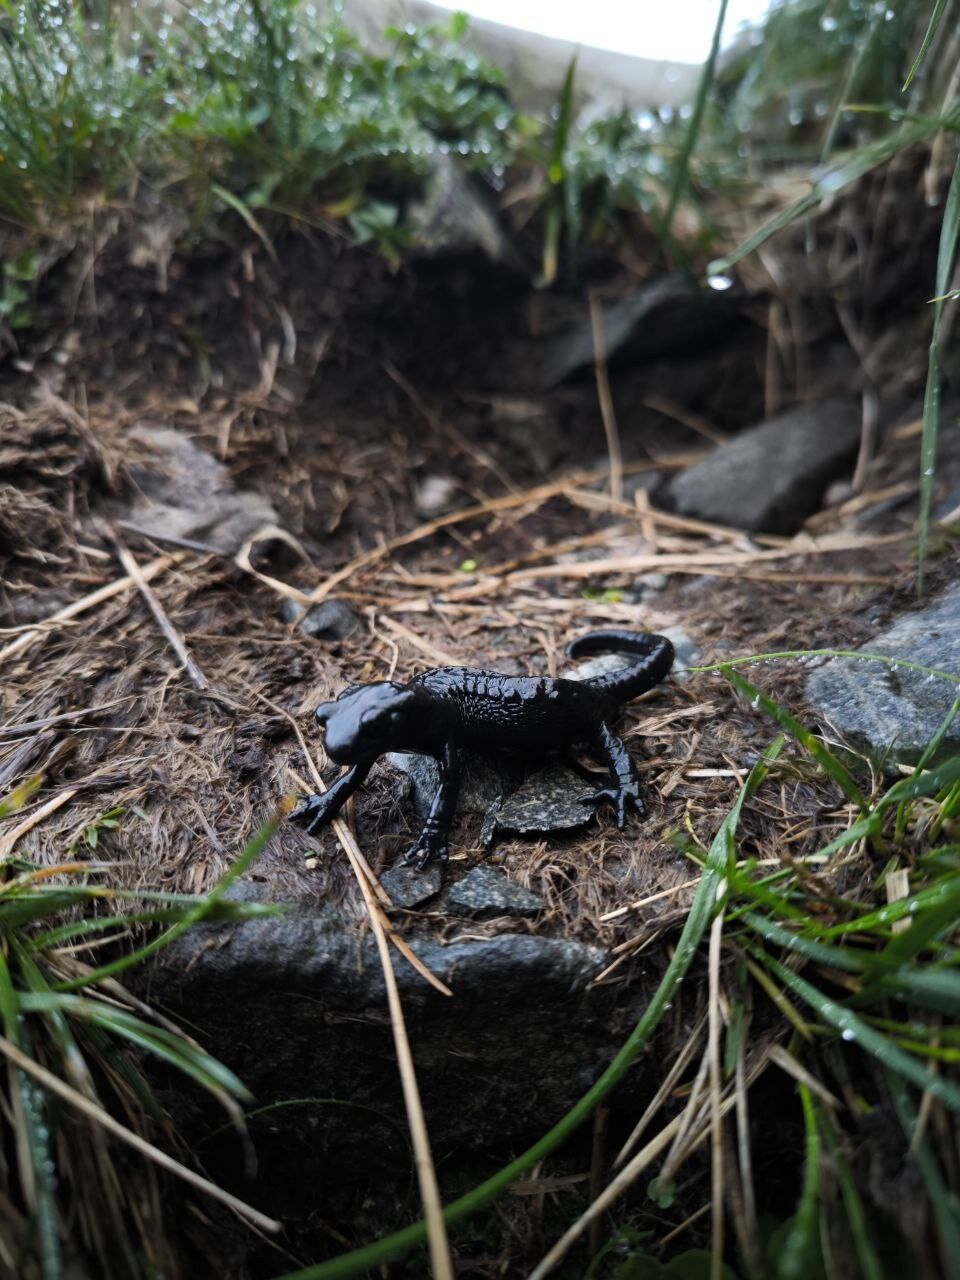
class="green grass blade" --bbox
[758,949,960,1109]
[889,752,960,848]
[0,775,42,819]
[777,1084,822,1280]
[52,809,283,992]
[917,148,960,592]
[852,967,960,1014]
[822,872,960,938]
[742,913,867,973]
[694,648,960,687]
[0,950,62,1279]
[708,120,942,277]
[903,0,950,90]
[721,666,867,813]
[663,0,728,239]
[19,992,252,1101]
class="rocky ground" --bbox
[2,230,959,1273]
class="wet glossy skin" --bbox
[291,629,674,870]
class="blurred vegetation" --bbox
[0,1,955,274]
[0,781,284,1277]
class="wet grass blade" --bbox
[756,948,960,1109]
[19,993,252,1101]
[917,148,960,593]
[721,666,867,813]
[708,119,942,277]
[741,913,867,973]
[0,950,61,1280]
[904,0,950,90]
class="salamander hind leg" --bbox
[579,723,644,828]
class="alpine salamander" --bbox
[291,629,674,870]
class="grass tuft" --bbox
[0,788,285,1276]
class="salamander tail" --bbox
[565,629,674,704]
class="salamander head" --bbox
[314,682,423,763]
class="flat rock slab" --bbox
[280,597,360,642]
[494,763,594,836]
[664,398,860,534]
[806,585,960,765]
[386,750,509,828]
[387,752,599,845]
[441,864,544,918]
[152,901,620,1158]
[379,861,444,908]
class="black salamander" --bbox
[291,629,674,869]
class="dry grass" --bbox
[0,363,934,954]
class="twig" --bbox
[0,790,79,857]
[599,874,703,923]
[500,530,909,585]
[0,699,131,738]
[363,855,455,1280]
[304,469,614,603]
[637,393,728,444]
[589,293,623,503]
[379,616,460,668]
[0,555,179,665]
[116,521,224,556]
[613,1013,707,1166]
[562,487,789,546]
[109,534,209,692]
[0,1034,281,1234]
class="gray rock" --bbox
[806,585,960,765]
[494,763,594,836]
[386,751,509,823]
[662,626,699,676]
[387,751,594,844]
[441,864,543,918]
[540,276,746,388]
[113,424,278,553]
[151,909,620,1162]
[568,652,633,683]
[280,597,359,642]
[664,398,861,534]
[631,572,669,596]
[414,473,457,517]
[380,861,443,908]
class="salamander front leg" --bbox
[579,722,644,828]
[404,743,465,870]
[291,761,372,835]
